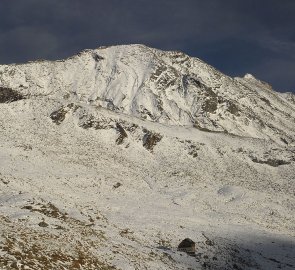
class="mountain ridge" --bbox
[1,44,294,145]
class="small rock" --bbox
[1,179,9,185]
[22,205,33,210]
[38,221,48,227]
[113,182,122,189]
[10,261,18,269]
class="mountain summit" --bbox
[1,44,294,144]
[0,45,294,269]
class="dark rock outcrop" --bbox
[143,129,162,151]
[0,87,24,103]
[116,123,128,145]
[251,157,291,167]
[50,107,68,125]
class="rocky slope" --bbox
[1,44,295,144]
[0,45,294,269]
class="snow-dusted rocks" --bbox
[0,87,24,103]
[0,44,294,144]
[0,45,294,269]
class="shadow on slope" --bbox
[158,231,294,270]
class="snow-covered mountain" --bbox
[1,44,295,143]
[0,45,294,269]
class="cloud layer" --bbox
[0,0,294,92]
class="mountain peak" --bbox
[0,44,294,144]
[243,73,256,80]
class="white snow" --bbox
[0,44,294,269]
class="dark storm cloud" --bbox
[0,0,294,92]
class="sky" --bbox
[0,0,294,92]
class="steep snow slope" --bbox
[0,45,294,269]
[0,44,295,143]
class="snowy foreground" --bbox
[0,45,295,269]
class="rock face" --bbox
[0,44,294,145]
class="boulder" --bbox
[177,238,196,255]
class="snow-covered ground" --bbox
[0,45,294,269]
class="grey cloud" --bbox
[0,0,294,91]
[0,26,59,63]
[258,37,295,59]
[251,58,295,92]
